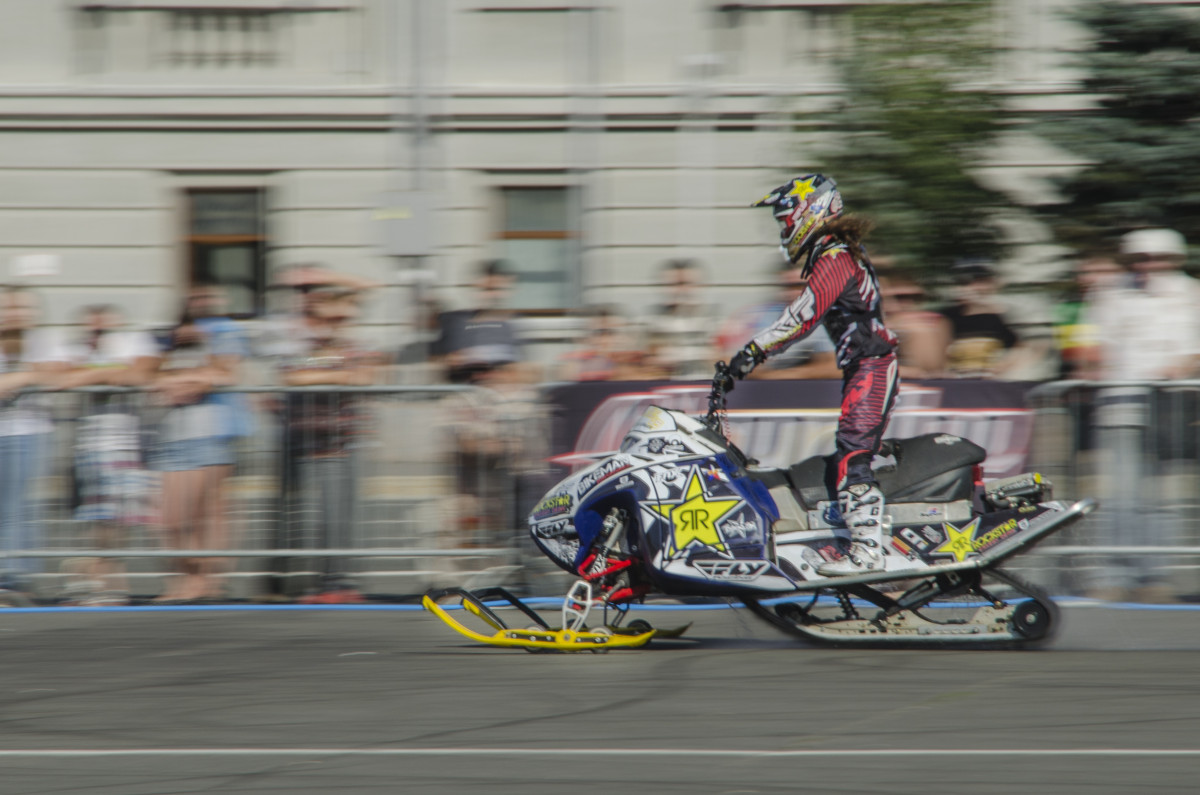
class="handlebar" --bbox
[702,361,756,467]
[704,361,734,434]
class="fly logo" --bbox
[694,560,770,580]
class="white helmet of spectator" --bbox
[1120,228,1187,262]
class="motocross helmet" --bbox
[753,174,844,264]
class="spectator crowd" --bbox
[1,226,1198,605]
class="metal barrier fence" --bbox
[9,379,1199,604]
[1028,380,1200,600]
[0,385,560,604]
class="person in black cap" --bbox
[939,260,1020,377]
[432,259,523,384]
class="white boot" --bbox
[818,483,885,576]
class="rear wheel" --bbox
[1010,599,1053,641]
[988,568,1061,649]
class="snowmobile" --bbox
[424,363,1095,651]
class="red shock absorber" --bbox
[607,584,651,604]
[577,555,633,582]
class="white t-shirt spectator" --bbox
[64,329,158,370]
[1085,270,1200,381]
[65,328,160,453]
[0,328,69,436]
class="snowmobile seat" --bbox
[780,433,986,509]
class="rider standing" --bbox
[728,174,899,576]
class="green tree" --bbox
[814,0,1013,277]
[1038,1,1200,256]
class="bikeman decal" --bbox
[934,434,962,445]
[650,469,741,558]
[532,493,572,521]
[575,457,632,498]
[693,560,770,581]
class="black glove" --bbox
[729,342,765,381]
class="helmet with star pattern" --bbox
[753,174,844,263]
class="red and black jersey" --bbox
[751,237,898,369]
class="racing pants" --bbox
[836,353,899,489]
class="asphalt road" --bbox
[2,603,1199,794]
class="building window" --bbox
[186,189,267,318]
[73,3,358,76]
[165,10,279,68]
[499,187,576,311]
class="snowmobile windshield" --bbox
[617,405,737,460]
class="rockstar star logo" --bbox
[651,470,741,558]
[786,177,817,201]
[934,518,982,563]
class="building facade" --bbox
[0,0,1089,359]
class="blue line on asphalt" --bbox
[1,598,1198,614]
